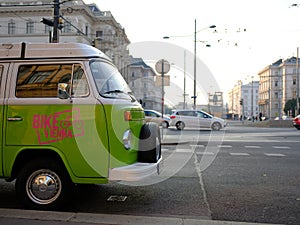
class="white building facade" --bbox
[128,58,162,111]
[228,80,259,120]
[258,57,300,118]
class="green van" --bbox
[0,42,161,210]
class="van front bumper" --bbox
[108,158,162,181]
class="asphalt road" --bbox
[0,124,299,224]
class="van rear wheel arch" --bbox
[11,149,69,182]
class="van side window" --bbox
[16,64,88,98]
[72,64,89,97]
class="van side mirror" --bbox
[58,83,70,100]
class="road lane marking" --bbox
[245,145,261,148]
[196,152,215,155]
[230,153,250,156]
[272,146,290,149]
[264,153,286,157]
[190,144,206,148]
[175,149,194,153]
[217,145,232,148]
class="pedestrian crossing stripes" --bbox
[272,146,290,149]
[230,153,250,156]
[245,146,261,148]
[162,148,289,157]
[264,153,286,157]
[189,145,290,150]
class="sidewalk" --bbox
[0,208,281,225]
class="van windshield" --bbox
[90,60,132,100]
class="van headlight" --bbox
[122,129,132,150]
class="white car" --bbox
[169,109,226,131]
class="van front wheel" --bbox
[15,158,74,210]
[138,122,161,163]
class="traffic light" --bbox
[240,99,243,105]
[40,18,54,27]
[58,17,64,30]
[40,17,63,30]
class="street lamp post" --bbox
[183,50,187,109]
[297,47,299,115]
[193,20,216,109]
[193,19,197,109]
[163,21,216,109]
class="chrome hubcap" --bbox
[26,170,61,205]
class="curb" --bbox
[0,208,281,225]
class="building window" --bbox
[131,72,135,77]
[96,30,103,38]
[26,21,34,34]
[63,21,71,33]
[8,21,16,34]
[274,81,278,87]
[85,25,88,36]
[293,78,296,85]
[44,24,51,34]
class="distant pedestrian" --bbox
[259,112,262,121]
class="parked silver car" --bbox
[144,109,170,128]
[169,109,226,131]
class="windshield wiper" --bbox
[103,89,124,94]
[103,89,136,102]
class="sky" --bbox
[84,0,300,105]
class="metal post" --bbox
[297,47,299,115]
[251,78,254,121]
[52,0,60,43]
[269,74,272,119]
[183,50,186,109]
[161,59,164,118]
[193,19,197,109]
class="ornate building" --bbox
[258,57,300,118]
[0,0,130,77]
[128,57,162,111]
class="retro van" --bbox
[0,42,161,210]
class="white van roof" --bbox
[0,42,110,60]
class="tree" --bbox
[284,98,300,117]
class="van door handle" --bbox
[8,117,23,121]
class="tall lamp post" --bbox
[163,20,216,109]
[193,20,216,109]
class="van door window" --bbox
[16,64,88,98]
[72,64,89,97]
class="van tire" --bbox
[138,122,161,163]
[15,158,74,210]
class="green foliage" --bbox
[284,98,300,117]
